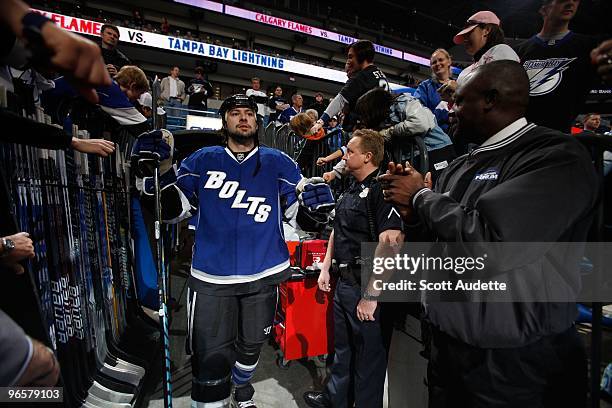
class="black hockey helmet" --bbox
[219,94,258,124]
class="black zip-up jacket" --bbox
[414,122,599,348]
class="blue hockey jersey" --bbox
[176,146,302,284]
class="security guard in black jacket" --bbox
[380,61,599,408]
[304,129,404,408]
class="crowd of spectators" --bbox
[30,0,610,140]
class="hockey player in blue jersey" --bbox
[131,94,334,408]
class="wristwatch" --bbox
[361,291,379,301]
[21,12,54,67]
[0,238,15,258]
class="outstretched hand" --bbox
[309,121,323,136]
[71,138,115,157]
[40,22,111,103]
[322,171,335,183]
[437,80,457,103]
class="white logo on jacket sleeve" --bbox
[434,161,448,171]
[474,169,499,181]
[204,171,271,222]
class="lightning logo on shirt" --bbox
[522,58,576,96]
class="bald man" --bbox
[380,60,598,408]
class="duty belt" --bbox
[337,263,361,286]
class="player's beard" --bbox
[226,128,257,145]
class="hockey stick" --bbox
[148,74,173,408]
[154,163,173,408]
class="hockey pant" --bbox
[186,283,277,405]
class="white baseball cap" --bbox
[138,92,152,109]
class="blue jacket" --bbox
[42,77,146,126]
[413,78,450,132]
[278,106,302,124]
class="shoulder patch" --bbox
[388,207,400,219]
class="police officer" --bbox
[304,129,404,408]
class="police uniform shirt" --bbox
[333,170,402,264]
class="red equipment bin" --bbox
[274,240,334,361]
[300,239,328,269]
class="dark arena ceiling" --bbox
[244,0,612,51]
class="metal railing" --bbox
[390,134,430,175]
[260,123,348,178]
[261,122,430,179]
[574,131,612,408]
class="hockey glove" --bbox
[131,129,174,177]
[297,177,335,212]
[136,165,178,196]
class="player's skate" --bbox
[231,385,257,408]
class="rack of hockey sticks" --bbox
[0,103,160,407]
